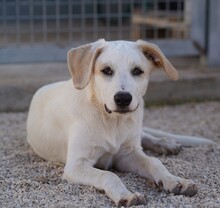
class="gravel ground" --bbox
[0,101,220,208]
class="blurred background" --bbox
[0,0,219,65]
[0,0,220,111]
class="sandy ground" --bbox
[0,101,219,208]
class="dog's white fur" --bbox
[27,40,212,206]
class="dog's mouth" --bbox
[104,104,139,114]
[104,104,112,114]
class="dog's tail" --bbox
[142,127,215,146]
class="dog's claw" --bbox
[171,182,183,195]
[155,180,164,190]
[117,193,146,207]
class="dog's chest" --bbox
[95,122,139,170]
[102,117,137,154]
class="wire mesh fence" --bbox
[0,0,190,47]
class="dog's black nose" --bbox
[114,91,132,108]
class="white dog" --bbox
[27,39,214,207]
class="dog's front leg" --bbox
[115,148,197,196]
[63,138,146,207]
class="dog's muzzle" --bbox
[104,91,139,114]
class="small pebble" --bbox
[35,175,49,184]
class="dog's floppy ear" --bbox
[136,40,178,80]
[67,39,105,89]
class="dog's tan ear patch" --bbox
[67,39,105,89]
[136,40,178,80]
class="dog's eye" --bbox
[131,67,144,76]
[101,67,114,76]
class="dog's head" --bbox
[67,39,178,115]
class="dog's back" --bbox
[27,80,72,163]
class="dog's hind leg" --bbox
[141,130,181,155]
[142,127,215,147]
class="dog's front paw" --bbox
[155,177,197,197]
[170,179,197,197]
[117,192,146,207]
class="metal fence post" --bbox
[207,0,220,66]
[190,0,206,65]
